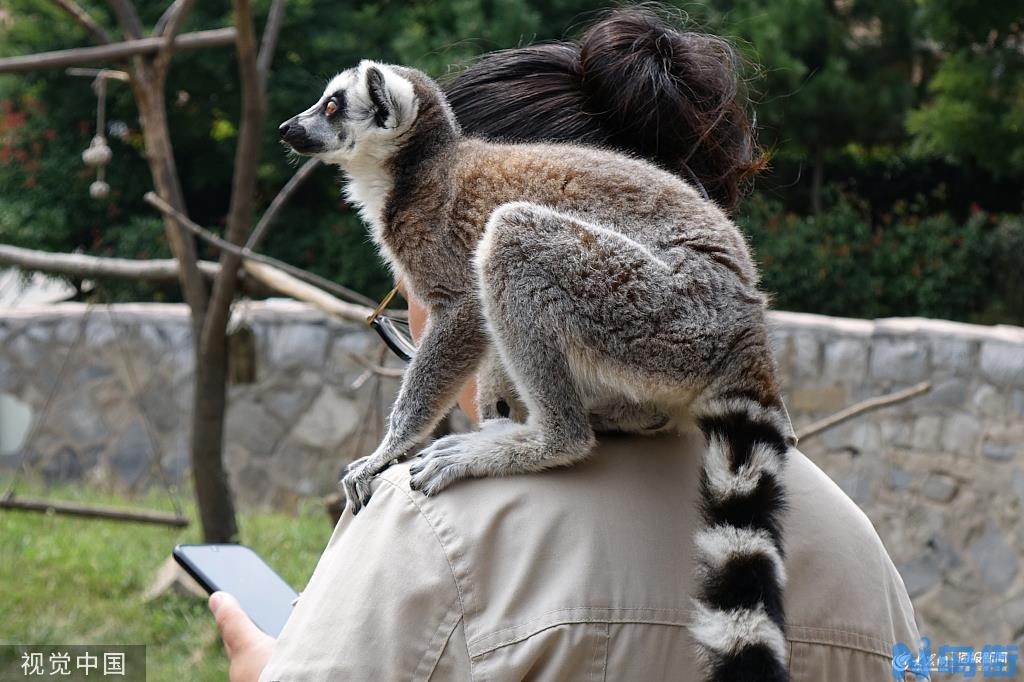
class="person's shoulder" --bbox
[782,449,920,659]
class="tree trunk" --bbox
[130,54,238,541]
[191,328,239,542]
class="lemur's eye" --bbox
[325,99,338,116]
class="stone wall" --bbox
[770,311,1024,650]
[1,302,1022,648]
[0,301,404,511]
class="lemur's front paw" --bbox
[341,453,397,515]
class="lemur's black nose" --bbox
[278,121,294,139]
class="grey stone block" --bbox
[268,323,329,369]
[225,401,286,459]
[926,378,967,406]
[264,386,313,422]
[870,338,927,382]
[969,526,1019,593]
[971,384,1003,417]
[0,355,17,391]
[880,418,913,448]
[888,466,914,491]
[981,440,1017,462]
[922,473,958,502]
[898,539,960,598]
[8,332,45,368]
[980,341,1024,386]
[823,338,868,383]
[42,445,100,483]
[912,415,943,451]
[940,413,981,455]
[291,387,359,449]
[109,418,153,486]
[1011,390,1024,417]
[53,397,110,444]
[137,381,181,433]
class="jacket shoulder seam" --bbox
[375,476,475,678]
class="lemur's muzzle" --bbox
[278,118,321,154]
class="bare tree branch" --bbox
[256,0,287,87]
[0,243,219,281]
[51,0,113,45]
[245,158,320,251]
[153,0,184,36]
[0,244,280,297]
[797,382,932,442]
[242,261,374,323]
[155,0,197,74]
[0,28,236,74]
[106,0,145,40]
[143,192,379,308]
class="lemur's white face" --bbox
[279,60,418,166]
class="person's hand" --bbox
[209,591,276,682]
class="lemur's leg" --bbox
[410,205,613,495]
[342,300,486,513]
[475,345,529,423]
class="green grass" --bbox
[0,481,332,681]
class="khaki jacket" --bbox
[261,431,922,681]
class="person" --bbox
[210,8,924,681]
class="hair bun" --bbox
[577,8,759,208]
[444,7,761,211]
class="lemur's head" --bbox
[279,60,451,167]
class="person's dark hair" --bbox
[443,6,763,213]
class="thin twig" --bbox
[256,0,287,87]
[155,0,197,74]
[51,0,113,44]
[245,158,320,251]
[106,0,145,40]
[153,0,184,36]
[797,381,932,442]
[66,67,130,81]
[144,191,379,308]
[349,352,406,378]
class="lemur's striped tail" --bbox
[691,405,791,682]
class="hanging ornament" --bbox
[89,180,110,199]
[81,74,112,201]
[82,135,112,167]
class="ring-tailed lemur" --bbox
[280,60,797,682]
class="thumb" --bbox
[209,591,263,655]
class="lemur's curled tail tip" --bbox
[692,405,791,682]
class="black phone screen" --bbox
[173,544,298,637]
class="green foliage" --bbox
[741,193,1023,324]
[0,0,1022,323]
[907,51,1024,177]
[696,0,917,158]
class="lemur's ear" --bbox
[365,66,391,128]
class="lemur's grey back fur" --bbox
[281,60,796,682]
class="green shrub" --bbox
[739,194,1023,325]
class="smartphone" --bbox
[173,544,298,637]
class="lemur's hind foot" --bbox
[409,418,594,495]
